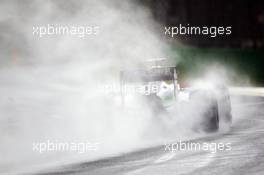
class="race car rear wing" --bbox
[120,67,177,83]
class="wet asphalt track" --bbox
[36,96,264,175]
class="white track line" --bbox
[153,152,176,164]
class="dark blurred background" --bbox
[141,0,264,85]
[145,0,264,48]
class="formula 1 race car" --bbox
[120,59,232,133]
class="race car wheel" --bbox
[190,90,219,133]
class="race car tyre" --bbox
[190,90,219,133]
